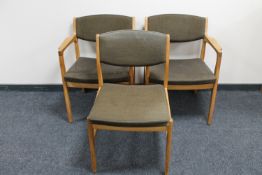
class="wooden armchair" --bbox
[145,14,222,125]
[58,15,135,123]
[87,30,173,175]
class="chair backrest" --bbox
[75,14,134,41]
[98,30,168,66]
[147,14,207,42]
[96,30,170,87]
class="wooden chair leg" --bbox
[165,121,173,175]
[62,83,73,123]
[144,66,150,85]
[94,129,97,137]
[129,66,135,85]
[88,121,97,173]
[207,84,218,125]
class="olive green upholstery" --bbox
[150,59,216,85]
[99,30,167,66]
[76,15,133,41]
[64,57,129,83]
[88,83,170,126]
[148,14,206,42]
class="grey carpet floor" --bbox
[0,90,262,175]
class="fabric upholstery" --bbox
[99,30,167,66]
[76,15,133,41]
[148,14,206,42]
[150,59,216,85]
[64,57,129,83]
[88,83,170,126]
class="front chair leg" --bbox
[208,84,218,125]
[87,121,97,173]
[165,121,173,175]
[62,83,73,123]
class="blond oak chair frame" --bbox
[145,17,222,125]
[58,17,136,123]
[87,33,173,175]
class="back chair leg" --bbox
[88,121,97,173]
[144,66,150,85]
[94,129,97,137]
[165,121,173,175]
[129,66,135,85]
[207,84,218,125]
[62,83,73,123]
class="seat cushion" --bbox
[88,83,171,127]
[64,57,129,83]
[150,59,216,85]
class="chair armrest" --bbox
[204,35,222,55]
[58,34,77,76]
[204,35,222,78]
[58,34,77,56]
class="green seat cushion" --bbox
[88,83,170,127]
[64,57,129,83]
[150,59,216,85]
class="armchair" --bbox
[58,15,135,123]
[145,14,222,125]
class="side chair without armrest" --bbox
[87,30,173,175]
[58,15,135,123]
[145,14,222,125]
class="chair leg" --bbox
[62,83,73,123]
[88,121,97,173]
[165,121,173,175]
[207,84,218,125]
[94,129,97,137]
[129,66,135,85]
[144,66,150,85]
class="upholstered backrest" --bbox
[98,30,167,66]
[148,14,206,42]
[76,14,133,41]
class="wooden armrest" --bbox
[58,34,76,56]
[204,35,222,77]
[204,35,222,55]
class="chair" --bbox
[58,15,135,123]
[87,30,173,175]
[145,14,222,125]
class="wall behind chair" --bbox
[0,0,262,84]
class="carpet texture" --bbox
[0,90,261,175]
